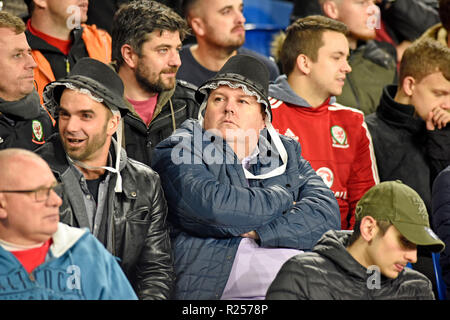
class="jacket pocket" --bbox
[126,206,151,222]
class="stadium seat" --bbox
[243,0,293,57]
[432,252,447,300]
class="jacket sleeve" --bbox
[255,141,341,250]
[427,126,450,185]
[80,233,138,300]
[152,141,295,239]
[265,256,310,300]
[381,0,440,42]
[432,166,450,292]
[134,180,175,300]
[345,119,379,229]
[98,253,139,300]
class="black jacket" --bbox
[25,27,90,83]
[0,90,54,150]
[123,80,199,167]
[266,230,435,300]
[432,165,450,299]
[365,85,450,217]
[36,135,175,300]
[380,0,439,43]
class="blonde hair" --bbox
[399,38,450,84]
[0,11,26,34]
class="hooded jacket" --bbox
[152,119,340,299]
[26,24,111,104]
[0,90,54,150]
[123,80,199,166]
[266,230,435,300]
[35,134,174,300]
[0,223,137,300]
[269,76,379,229]
[365,85,450,217]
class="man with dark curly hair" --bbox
[112,0,199,166]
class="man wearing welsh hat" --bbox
[36,57,174,300]
[267,180,445,300]
[152,54,341,299]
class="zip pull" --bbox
[66,59,70,74]
[29,272,36,282]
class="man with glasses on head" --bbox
[0,148,137,300]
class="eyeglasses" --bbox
[0,182,63,202]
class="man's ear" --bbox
[359,216,378,242]
[33,0,47,10]
[106,113,121,136]
[121,44,138,69]
[0,194,7,219]
[190,17,206,37]
[296,54,312,75]
[401,76,416,97]
[322,0,340,19]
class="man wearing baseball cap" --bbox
[267,180,444,300]
[35,57,174,300]
[152,54,340,299]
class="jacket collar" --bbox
[42,133,135,198]
[376,85,425,134]
[314,230,396,284]
[50,223,87,258]
[269,75,337,107]
[0,89,42,119]
[25,26,84,53]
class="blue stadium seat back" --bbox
[243,24,283,57]
[243,0,293,26]
[242,0,293,57]
[433,252,447,300]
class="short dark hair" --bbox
[399,37,450,84]
[279,15,348,75]
[439,0,450,31]
[112,0,189,68]
[181,0,199,19]
[347,219,391,247]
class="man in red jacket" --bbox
[269,15,379,229]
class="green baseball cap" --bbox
[355,180,445,253]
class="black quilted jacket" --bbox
[266,230,435,300]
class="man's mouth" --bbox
[65,137,86,146]
[394,263,406,272]
[232,25,245,34]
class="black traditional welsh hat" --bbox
[43,58,128,193]
[195,54,272,121]
[196,54,288,180]
[43,57,128,117]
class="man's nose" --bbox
[169,50,182,68]
[235,9,246,25]
[405,248,417,264]
[47,188,63,208]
